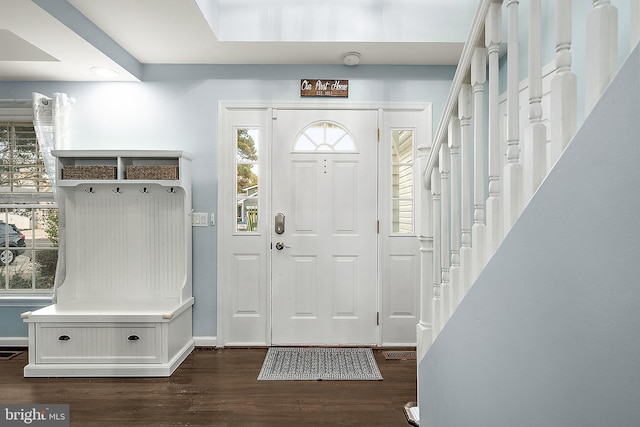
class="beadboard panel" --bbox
[65,185,186,300]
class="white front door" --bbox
[271,109,378,345]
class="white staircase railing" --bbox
[416,0,639,360]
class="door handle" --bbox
[275,212,285,234]
[275,242,290,250]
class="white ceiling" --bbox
[0,0,475,82]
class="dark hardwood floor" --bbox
[0,348,417,426]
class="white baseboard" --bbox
[193,336,218,347]
[0,337,28,347]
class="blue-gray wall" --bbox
[0,64,455,339]
[419,44,640,427]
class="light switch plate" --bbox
[192,212,208,227]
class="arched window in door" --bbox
[293,121,356,152]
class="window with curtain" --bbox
[0,118,58,292]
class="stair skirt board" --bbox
[23,340,194,378]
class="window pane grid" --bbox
[1,207,58,291]
[1,122,52,194]
[294,121,356,152]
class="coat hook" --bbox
[85,187,94,194]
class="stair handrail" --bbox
[423,0,491,189]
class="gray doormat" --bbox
[257,347,383,381]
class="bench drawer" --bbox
[36,323,161,364]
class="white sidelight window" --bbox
[236,128,260,233]
[391,129,414,234]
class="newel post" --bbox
[585,0,618,114]
[416,147,433,360]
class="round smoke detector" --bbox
[343,52,361,66]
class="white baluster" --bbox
[585,0,618,113]
[471,46,487,279]
[632,0,640,48]
[448,116,462,309]
[431,166,442,339]
[485,0,503,256]
[439,143,451,324]
[503,0,523,232]
[523,0,547,201]
[416,146,433,359]
[458,84,473,292]
[550,0,577,167]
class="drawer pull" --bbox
[127,335,140,341]
[58,335,71,341]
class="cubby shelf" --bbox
[54,150,190,186]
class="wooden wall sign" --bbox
[300,79,349,97]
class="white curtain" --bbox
[32,92,72,302]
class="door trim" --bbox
[217,101,431,347]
